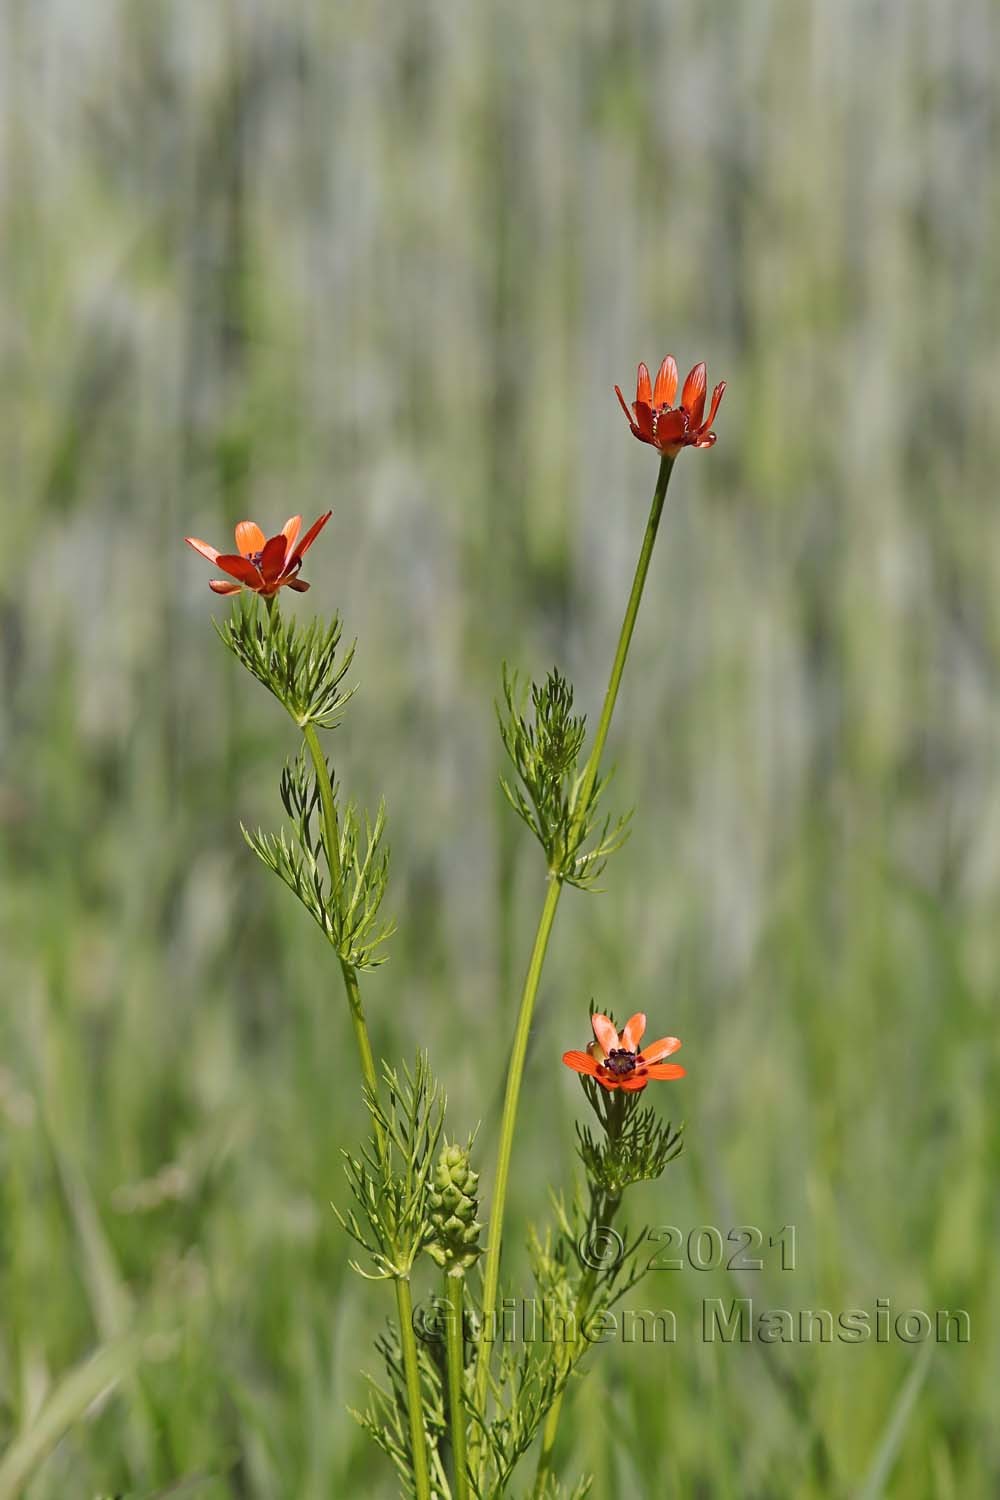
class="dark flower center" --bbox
[603,1047,638,1077]
[248,551,264,567]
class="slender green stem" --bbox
[302,719,343,887]
[302,720,383,1155]
[532,1189,621,1496]
[444,1273,471,1500]
[472,455,676,1462]
[337,957,380,1115]
[394,1277,432,1500]
[532,1309,583,1491]
[533,1380,563,1489]
[304,679,419,1498]
[472,875,563,1444]
[571,454,674,826]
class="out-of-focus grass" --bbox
[1,1,998,1495]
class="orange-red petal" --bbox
[290,509,333,564]
[259,533,288,585]
[591,1013,620,1055]
[209,579,242,595]
[282,515,302,553]
[652,408,687,447]
[700,380,726,433]
[286,577,310,592]
[641,1036,682,1064]
[680,363,707,426]
[563,1050,600,1077]
[615,385,636,425]
[216,553,263,586]
[621,1013,646,1051]
[631,400,656,442]
[235,521,266,558]
[186,536,220,564]
[620,1075,650,1092]
[636,362,652,406]
[653,356,678,408]
[645,1062,685,1080]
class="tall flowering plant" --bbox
[186,358,725,1497]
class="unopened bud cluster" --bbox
[427,1141,482,1274]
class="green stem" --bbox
[337,957,380,1119]
[572,454,674,825]
[444,1273,471,1500]
[472,455,676,1461]
[302,674,423,1495]
[533,1364,565,1489]
[394,1277,432,1500]
[302,719,343,888]
[532,1188,621,1496]
[472,875,562,1442]
[302,720,384,1155]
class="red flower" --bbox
[185,512,332,597]
[615,357,725,457]
[563,1011,684,1093]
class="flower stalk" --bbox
[394,1276,433,1500]
[472,452,676,1451]
[301,719,383,1137]
[533,1056,684,1495]
[443,1272,471,1500]
[531,1184,622,1497]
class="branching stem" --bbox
[472,455,675,1467]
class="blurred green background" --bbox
[1,0,997,1495]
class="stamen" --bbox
[603,1047,638,1077]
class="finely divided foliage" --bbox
[243,750,394,971]
[576,1092,684,1195]
[473,1341,574,1498]
[354,1322,451,1498]
[218,599,356,728]
[337,1056,445,1280]
[497,666,631,889]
